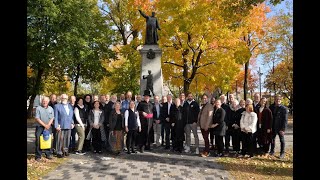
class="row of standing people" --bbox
[34,91,287,161]
[216,93,288,158]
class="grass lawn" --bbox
[216,114,293,179]
[216,149,293,180]
[27,154,67,180]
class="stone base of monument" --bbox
[139,44,164,97]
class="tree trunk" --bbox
[73,64,81,96]
[244,61,249,100]
[27,68,44,118]
[183,58,189,94]
[184,80,190,95]
[27,95,36,118]
[121,30,127,45]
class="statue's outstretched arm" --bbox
[139,9,148,18]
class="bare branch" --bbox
[187,33,195,53]
[164,61,183,68]
[176,35,183,47]
[250,42,261,52]
[195,72,207,77]
[170,75,184,80]
[196,35,205,50]
[197,61,215,68]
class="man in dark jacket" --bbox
[221,94,231,153]
[48,94,57,154]
[269,95,288,159]
[160,94,173,149]
[182,92,200,154]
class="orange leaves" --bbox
[240,3,271,40]
[234,69,258,91]
[133,0,153,11]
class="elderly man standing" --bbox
[34,96,54,161]
[54,94,74,158]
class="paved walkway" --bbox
[42,150,231,180]
[27,124,293,180]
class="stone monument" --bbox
[139,10,164,97]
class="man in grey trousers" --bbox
[54,94,75,158]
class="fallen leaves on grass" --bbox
[27,154,66,180]
[216,149,293,180]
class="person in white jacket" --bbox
[239,104,257,158]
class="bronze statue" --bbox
[143,70,155,97]
[138,10,161,45]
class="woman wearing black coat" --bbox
[257,97,273,156]
[169,98,185,153]
[234,99,246,155]
[211,99,226,157]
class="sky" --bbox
[254,0,292,92]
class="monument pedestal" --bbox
[139,45,164,97]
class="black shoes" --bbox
[46,155,53,160]
[215,153,225,157]
[57,154,64,158]
[64,151,70,156]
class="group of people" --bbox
[34,90,288,162]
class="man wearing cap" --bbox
[54,94,75,158]
[34,96,54,161]
[136,90,154,152]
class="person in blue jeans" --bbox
[34,96,54,161]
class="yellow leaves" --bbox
[234,43,251,64]
[27,66,33,77]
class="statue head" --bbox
[152,12,156,17]
[148,70,151,74]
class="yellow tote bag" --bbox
[40,133,52,149]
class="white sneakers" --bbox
[184,146,199,154]
[184,146,190,153]
[195,148,199,154]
